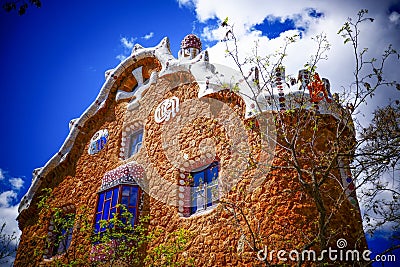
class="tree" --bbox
[216,9,399,266]
[355,102,400,247]
[1,0,41,15]
[0,222,19,265]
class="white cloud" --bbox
[389,11,400,25]
[120,37,136,49]
[116,54,127,62]
[142,32,154,40]
[0,204,21,266]
[116,36,137,62]
[0,204,20,237]
[0,170,24,266]
[9,178,24,190]
[116,33,154,62]
[0,191,17,208]
[177,0,193,8]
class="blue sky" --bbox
[0,0,399,265]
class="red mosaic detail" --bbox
[180,34,202,50]
[102,162,144,186]
[348,182,355,191]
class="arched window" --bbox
[128,129,143,158]
[120,121,144,160]
[51,214,75,256]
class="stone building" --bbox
[15,34,366,266]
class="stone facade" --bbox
[15,35,366,266]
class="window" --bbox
[190,162,219,215]
[128,130,143,157]
[52,214,75,256]
[45,209,75,259]
[94,185,140,234]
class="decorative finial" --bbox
[179,34,202,60]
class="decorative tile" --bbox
[100,162,145,191]
[88,129,108,155]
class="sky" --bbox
[0,0,399,265]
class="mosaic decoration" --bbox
[88,129,108,155]
[179,34,202,60]
[322,78,333,99]
[273,67,287,111]
[154,96,180,123]
[100,162,145,191]
[338,158,358,207]
[298,70,333,113]
[68,118,78,131]
[298,69,310,91]
[90,240,118,262]
[308,73,332,103]
[180,34,202,50]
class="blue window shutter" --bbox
[103,200,110,220]
[97,192,105,212]
[129,187,138,206]
[111,188,118,207]
[105,190,112,199]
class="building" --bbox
[15,34,366,266]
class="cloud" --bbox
[389,11,400,25]
[177,0,193,8]
[117,36,141,62]
[9,177,24,190]
[116,54,127,62]
[116,33,155,62]
[120,37,136,49]
[0,170,24,266]
[0,190,17,208]
[142,32,154,40]
[0,204,21,266]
